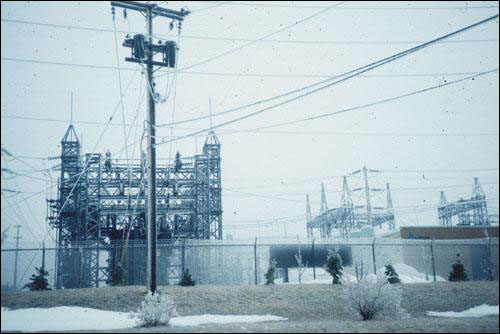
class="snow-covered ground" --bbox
[0,306,287,332]
[275,263,445,284]
[427,305,499,318]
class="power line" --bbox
[225,182,499,198]
[154,14,500,146]
[178,1,347,71]
[3,18,498,45]
[3,56,497,80]
[234,69,498,132]
[381,168,500,173]
[189,1,499,10]
[154,14,500,129]
[161,70,496,79]
[224,189,313,204]
[4,114,498,138]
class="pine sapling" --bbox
[449,253,468,281]
[179,269,196,286]
[23,266,51,291]
[385,264,401,284]
[324,247,343,284]
[264,258,277,285]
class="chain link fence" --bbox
[2,238,498,290]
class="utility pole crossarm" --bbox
[111,1,189,20]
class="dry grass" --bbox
[1,281,498,333]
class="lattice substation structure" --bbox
[307,167,395,239]
[47,125,222,288]
[438,177,492,226]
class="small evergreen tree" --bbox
[385,264,401,284]
[449,253,468,281]
[178,269,195,286]
[264,258,277,285]
[23,266,51,291]
[108,264,125,286]
[324,248,343,284]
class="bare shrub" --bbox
[354,261,367,283]
[130,292,178,327]
[294,248,308,284]
[341,275,408,321]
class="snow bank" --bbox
[1,306,286,332]
[427,304,499,318]
[389,263,445,283]
[276,263,444,284]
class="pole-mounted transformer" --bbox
[123,35,177,68]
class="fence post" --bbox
[430,239,436,282]
[372,238,377,275]
[181,239,186,273]
[487,237,492,261]
[312,238,316,280]
[254,238,258,285]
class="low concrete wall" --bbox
[400,226,499,239]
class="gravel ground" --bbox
[1,281,498,333]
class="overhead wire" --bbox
[154,13,500,129]
[3,18,499,45]
[178,1,346,71]
[187,1,499,11]
[230,69,498,132]
[3,114,498,138]
[153,14,500,147]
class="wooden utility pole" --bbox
[13,224,21,289]
[110,1,189,294]
[145,4,157,296]
[42,242,46,269]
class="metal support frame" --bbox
[48,125,221,289]
[438,177,490,226]
[306,168,396,239]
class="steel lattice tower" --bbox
[48,125,222,288]
[438,177,490,226]
[306,168,396,239]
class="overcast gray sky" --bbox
[1,1,499,244]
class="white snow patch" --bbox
[1,306,286,332]
[170,314,287,327]
[1,306,135,331]
[427,305,499,318]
